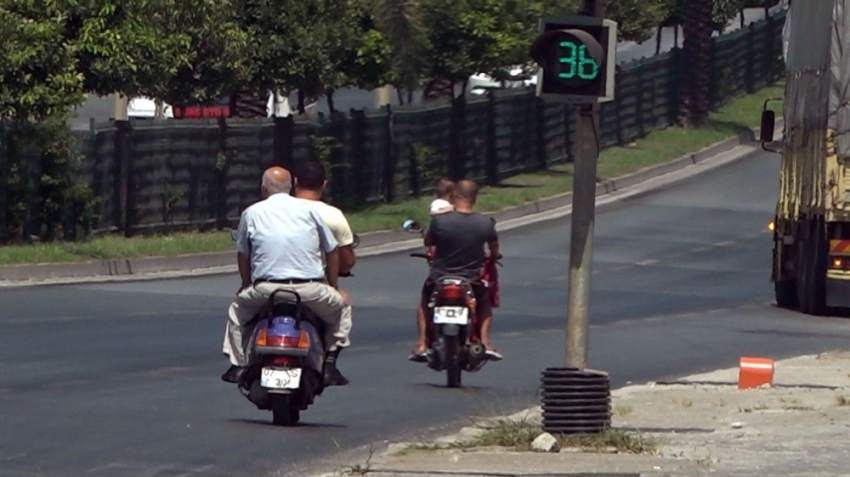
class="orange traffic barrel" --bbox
[738,357,775,390]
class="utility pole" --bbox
[565,0,605,369]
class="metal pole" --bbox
[566,0,604,370]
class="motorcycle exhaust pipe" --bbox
[465,342,486,372]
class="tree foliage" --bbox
[420,0,531,87]
[139,0,252,107]
[0,4,85,122]
[1,0,759,120]
[606,0,668,44]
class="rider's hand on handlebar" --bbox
[337,288,351,306]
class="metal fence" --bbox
[0,10,786,239]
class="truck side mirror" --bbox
[760,110,775,143]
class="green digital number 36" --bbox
[557,41,599,81]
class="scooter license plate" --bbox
[260,367,302,390]
[433,306,469,325]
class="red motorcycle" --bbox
[403,220,502,388]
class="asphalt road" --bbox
[3,148,850,477]
[69,8,775,129]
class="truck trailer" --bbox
[760,0,850,315]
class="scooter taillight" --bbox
[257,328,310,348]
[439,284,467,303]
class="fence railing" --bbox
[0,10,787,239]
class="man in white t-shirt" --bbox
[292,160,356,274]
[292,160,356,373]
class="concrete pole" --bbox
[565,0,605,370]
[376,85,393,107]
[112,94,129,121]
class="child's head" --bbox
[435,178,456,201]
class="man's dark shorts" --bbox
[420,278,491,314]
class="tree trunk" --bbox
[656,27,662,54]
[326,89,336,114]
[678,0,713,128]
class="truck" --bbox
[759,0,850,315]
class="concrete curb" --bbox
[0,122,773,287]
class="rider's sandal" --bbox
[408,349,430,362]
[484,348,504,361]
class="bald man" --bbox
[222,166,352,387]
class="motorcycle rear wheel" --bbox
[271,394,300,426]
[445,336,462,388]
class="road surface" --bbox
[2,148,850,477]
[68,8,776,130]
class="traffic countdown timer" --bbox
[530,16,617,103]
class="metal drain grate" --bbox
[541,367,612,434]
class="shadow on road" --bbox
[228,418,348,429]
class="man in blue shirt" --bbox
[222,167,352,387]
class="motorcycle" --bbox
[401,220,501,388]
[226,229,359,426]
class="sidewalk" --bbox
[322,350,850,477]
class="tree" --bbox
[140,0,252,108]
[4,0,252,115]
[0,5,86,121]
[348,12,393,93]
[0,4,97,243]
[417,0,535,99]
[656,0,742,54]
[678,0,714,127]
[237,0,342,114]
[373,0,428,103]
[604,0,668,44]
[537,0,671,44]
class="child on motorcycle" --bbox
[429,178,456,216]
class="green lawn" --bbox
[0,83,785,266]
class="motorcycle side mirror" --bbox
[230,229,237,242]
[759,109,775,143]
[402,219,422,234]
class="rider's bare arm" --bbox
[487,241,500,259]
[486,219,499,258]
[234,211,253,290]
[326,247,341,289]
[237,252,251,288]
[339,245,356,275]
[423,221,437,247]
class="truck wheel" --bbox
[774,278,798,309]
[773,241,798,309]
[797,222,827,316]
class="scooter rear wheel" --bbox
[271,394,300,426]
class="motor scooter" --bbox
[226,229,359,426]
[402,220,501,388]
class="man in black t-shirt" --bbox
[409,180,503,362]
